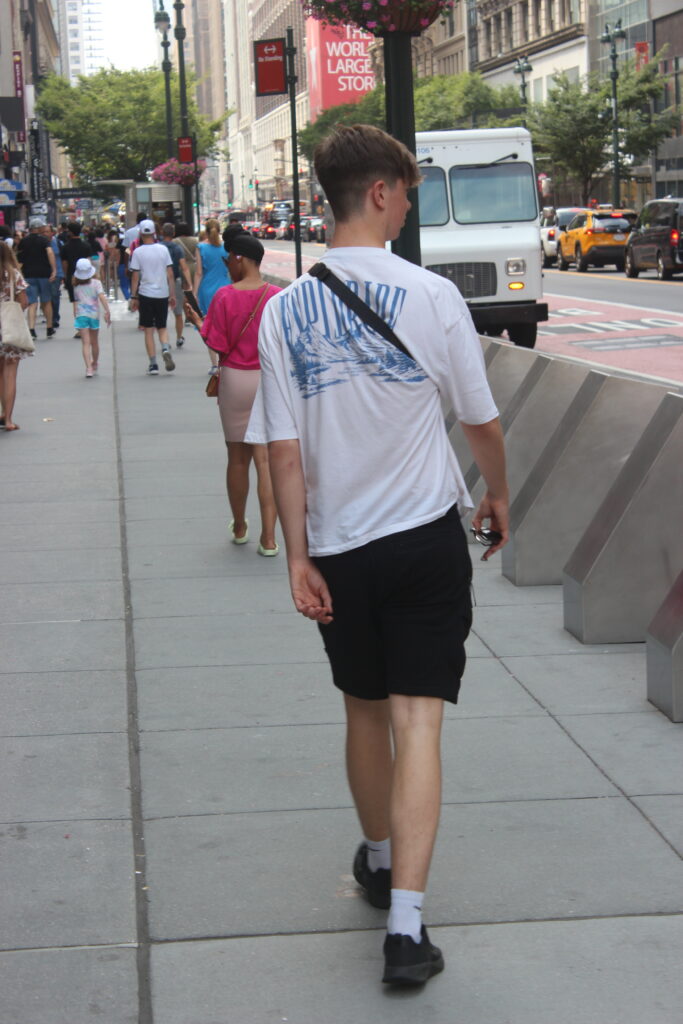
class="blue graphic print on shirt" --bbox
[278,277,427,398]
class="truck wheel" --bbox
[575,245,588,272]
[625,250,639,278]
[507,324,537,348]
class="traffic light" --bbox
[248,178,253,189]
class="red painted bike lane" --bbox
[539,292,683,383]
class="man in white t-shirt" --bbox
[129,220,176,374]
[248,125,509,986]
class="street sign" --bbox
[177,136,194,163]
[254,38,287,96]
[54,188,87,198]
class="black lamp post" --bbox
[600,19,626,209]
[513,55,533,106]
[154,3,174,159]
[173,0,193,227]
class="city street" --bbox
[1,299,682,1024]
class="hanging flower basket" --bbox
[150,158,207,187]
[302,1,453,35]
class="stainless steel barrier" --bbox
[563,392,683,643]
[647,570,683,722]
[501,373,669,586]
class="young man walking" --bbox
[17,217,57,339]
[129,220,176,375]
[160,223,192,349]
[249,125,509,986]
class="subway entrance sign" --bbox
[254,38,287,96]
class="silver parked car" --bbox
[540,207,587,267]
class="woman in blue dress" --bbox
[195,218,230,374]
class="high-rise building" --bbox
[57,0,106,84]
[185,0,229,219]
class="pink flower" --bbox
[366,19,377,26]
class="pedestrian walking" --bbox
[16,217,57,340]
[122,211,147,251]
[45,224,64,329]
[194,218,229,376]
[174,223,198,285]
[129,219,176,375]
[160,222,192,349]
[106,229,131,300]
[0,240,31,431]
[247,124,509,986]
[72,258,111,378]
[61,222,94,338]
[185,229,281,553]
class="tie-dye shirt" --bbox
[74,279,103,319]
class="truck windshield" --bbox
[449,162,538,224]
[418,166,449,227]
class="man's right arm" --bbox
[268,439,333,623]
[460,417,509,560]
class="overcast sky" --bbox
[101,0,158,72]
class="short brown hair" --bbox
[314,124,421,222]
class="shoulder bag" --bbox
[1,273,34,353]
[205,284,271,397]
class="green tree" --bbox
[37,68,226,184]
[528,56,678,204]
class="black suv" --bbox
[625,198,683,280]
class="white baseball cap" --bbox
[75,257,95,279]
[139,219,156,234]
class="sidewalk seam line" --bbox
[113,322,153,1024]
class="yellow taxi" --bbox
[558,207,637,272]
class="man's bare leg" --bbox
[27,303,38,331]
[143,327,156,360]
[344,694,392,841]
[388,694,444,893]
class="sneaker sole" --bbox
[382,952,444,986]
[162,352,175,371]
[148,368,159,375]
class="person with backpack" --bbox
[160,222,192,348]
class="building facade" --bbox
[56,0,106,84]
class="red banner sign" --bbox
[177,136,194,163]
[306,21,375,122]
[254,38,287,97]
[13,52,24,99]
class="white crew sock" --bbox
[387,888,424,943]
[365,836,391,872]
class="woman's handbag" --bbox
[0,274,34,353]
[205,372,219,397]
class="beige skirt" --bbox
[217,366,261,443]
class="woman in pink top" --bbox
[190,230,281,555]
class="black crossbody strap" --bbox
[309,262,415,362]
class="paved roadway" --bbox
[261,241,683,386]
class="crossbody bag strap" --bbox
[309,261,415,362]
[237,284,270,340]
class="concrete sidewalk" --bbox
[1,296,682,1024]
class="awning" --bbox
[0,179,26,192]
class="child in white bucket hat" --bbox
[73,257,111,378]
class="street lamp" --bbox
[513,56,533,106]
[600,19,627,209]
[154,3,173,159]
[173,0,193,226]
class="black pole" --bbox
[173,0,193,226]
[193,134,200,225]
[383,33,421,266]
[610,47,620,208]
[161,31,174,159]
[286,26,302,278]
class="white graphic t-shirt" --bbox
[74,279,103,318]
[247,247,498,556]
[129,242,172,298]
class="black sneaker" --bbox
[382,926,444,986]
[352,843,391,910]
[46,327,56,338]
[176,336,185,348]
[29,328,37,340]
[147,363,159,375]
[162,348,175,371]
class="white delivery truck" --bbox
[416,128,547,348]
